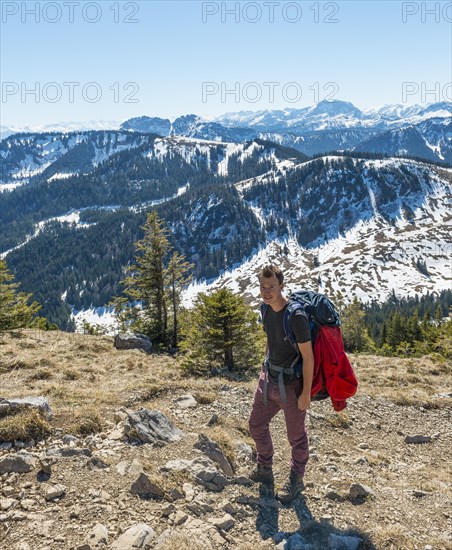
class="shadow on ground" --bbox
[255,484,377,550]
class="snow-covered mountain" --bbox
[0,120,121,141]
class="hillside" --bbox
[1,330,451,549]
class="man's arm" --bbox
[297,341,314,411]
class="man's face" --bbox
[259,275,283,305]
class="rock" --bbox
[110,523,155,549]
[413,490,428,498]
[183,483,195,502]
[206,414,219,426]
[208,513,235,531]
[124,409,183,445]
[86,523,108,547]
[44,484,66,501]
[128,458,144,476]
[62,434,80,445]
[163,457,229,492]
[161,504,176,517]
[0,396,52,418]
[349,483,374,500]
[86,456,109,470]
[0,453,36,474]
[174,394,197,409]
[46,447,92,457]
[235,442,253,461]
[0,497,16,511]
[130,473,165,499]
[357,442,370,449]
[116,460,130,476]
[38,456,55,475]
[70,505,81,519]
[194,433,234,476]
[172,510,188,525]
[114,333,152,354]
[404,435,432,444]
[324,489,346,502]
[328,533,362,550]
[20,499,36,510]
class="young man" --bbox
[248,265,314,503]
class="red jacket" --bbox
[311,325,358,411]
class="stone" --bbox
[208,513,235,531]
[349,483,374,500]
[114,333,152,354]
[328,533,362,550]
[404,435,432,444]
[130,473,165,499]
[194,433,234,476]
[0,396,52,418]
[44,483,66,501]
[172,510,188,525]
[163,457,229,492]
[0,497,16,511]
[235,442,253,461]
[86,456,109,470]
[128,458,144,476]
[207,414,219,426]
[174,394,197,409]
[87,523,108,546]
[116,460,130,476]
[46,447,92,457]
[110,523,155,549]
[0,453,36,474]
[183,483,195,502]
[124,409,183,445]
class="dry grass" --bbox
[207,426,237,467]
[69,406,104,436]
[0,408,52,442]
[350,354,452,408]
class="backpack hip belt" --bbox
[262,355,300,405]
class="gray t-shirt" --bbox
[263,303,311,384]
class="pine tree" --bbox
[123,211,171,344]
[166,251,194,348]
[180,288,264,373]
[341,297,371,352]
[0,260,41,331]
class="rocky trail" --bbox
[0,331,451,550]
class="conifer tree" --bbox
[181,288,263,373]
[166,251,193,348]
[0,259,41,331]
[123,211,171,344]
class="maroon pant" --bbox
[248,372,309,475]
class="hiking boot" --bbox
[276,470,304,503]
[249,464,274,485]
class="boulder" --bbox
[0,453,36,474]
[114,333,152,354]
[110,523,155,550]
[130,473,165,499]
[194,433,234,476]
[124,409,183,445]
[0,396,52,418]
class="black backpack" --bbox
[260,290,340,404]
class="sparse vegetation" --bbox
[0,408,51,442]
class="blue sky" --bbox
[1,0,451,126]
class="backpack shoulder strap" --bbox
[283,301,306,350]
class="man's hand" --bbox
[298,392,311,411]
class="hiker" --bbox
[248,264,314,503]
